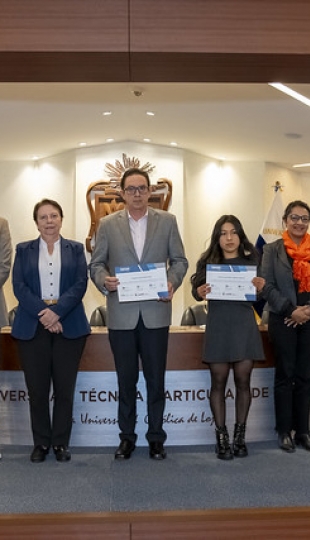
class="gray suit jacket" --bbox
[261,239,297,315]
[90,207,188,329]
[0,217,12,327]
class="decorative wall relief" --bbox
[85,153,172,252]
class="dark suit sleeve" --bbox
[89,218,111,295]
[261,242,295,316]
[12,243,46,317]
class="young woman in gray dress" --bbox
[191,215,265,460]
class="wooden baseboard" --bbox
[0,507,309,539]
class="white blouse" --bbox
[38,237,61,301]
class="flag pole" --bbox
[253,182,285,321]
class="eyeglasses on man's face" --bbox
[123,185,149,195]
[288,214,310,224]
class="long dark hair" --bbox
[191,215,258,290]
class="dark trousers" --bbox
[109,316,169,443]
[268,312,310,434]
[17,324,86,447]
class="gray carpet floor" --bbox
[0,441,309,515]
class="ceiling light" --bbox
[79,142,87,147]
[102,111,112,116]
[269,83,310,107]
[292,163,310,168]
[170,142,178,146]
[32,156,39,161]
[143,138,151,142]
[106,138,114,143]
[146,111,155,116]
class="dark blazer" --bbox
[261,238,297,315]
[12,236,90,340]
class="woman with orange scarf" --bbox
[262,200,310,453]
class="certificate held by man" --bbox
[115,262,169,302]
[206,264,257,301]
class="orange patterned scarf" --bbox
[283,230,310,292]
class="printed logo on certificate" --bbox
[206,264,257,301]
[115,262,169,302]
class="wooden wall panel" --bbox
[2,0,310,55]
[0,520,130,540]
[129,0,310,82]
[0,0,130,81]
[0,52,130,82]
[2,508,310,540]
[130,0,310,54]
[129,52,310,83]
[131,516,310,540]
[0,0,129,51]
[0,3,309,88]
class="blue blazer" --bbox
[12,237,90,340]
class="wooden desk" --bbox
[0,325,274,371]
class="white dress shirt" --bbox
[128,210,148,261]
[38,237,61,301]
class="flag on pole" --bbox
[254,187,285,318]
[256,187,284,258]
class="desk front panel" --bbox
[0,326,275,446]
[0,325,274,372]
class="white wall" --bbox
[1,154,76,315]
[0,142,308,326]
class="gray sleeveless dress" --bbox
[203,257,265,363]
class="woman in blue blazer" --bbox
[12,199,90,463]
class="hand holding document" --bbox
[206,264,257,301]
[115,262,169,302]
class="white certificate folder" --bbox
[115,262,169,302]
[206,264,257,301]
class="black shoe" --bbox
[295,433,310,451]
[53,445,71,462]
[114,439,136,460]
[233,423,248,458]
[215,426,233,460]
[30,445,50,463]
[278,432,296,453]
[149,441,166,460]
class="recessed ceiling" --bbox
[1,82,310,169]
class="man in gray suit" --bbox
[90,168,188,460]
[0,217,12,328]
[0,216,12,460]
